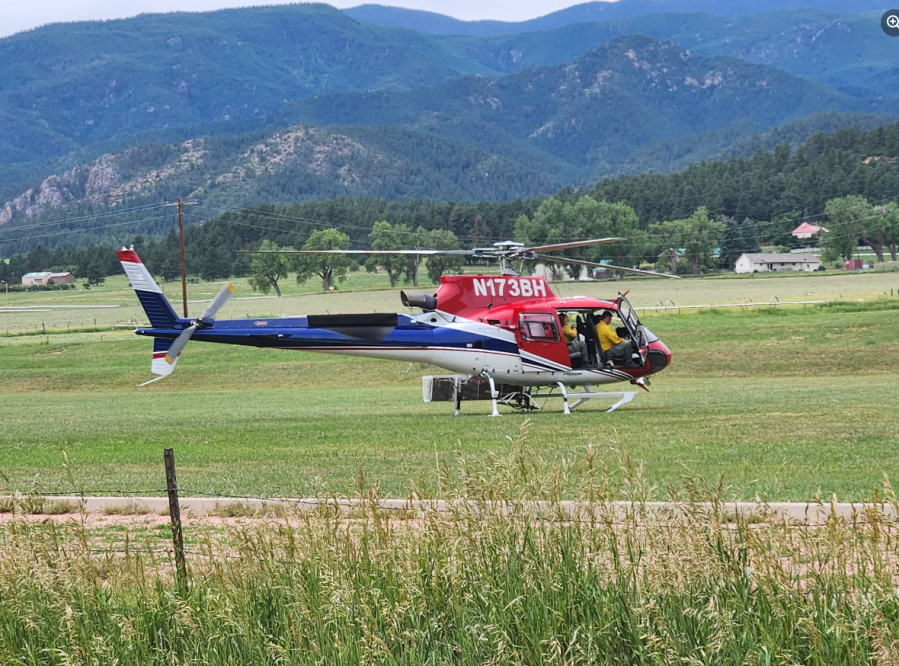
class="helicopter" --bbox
[118,238,675,415]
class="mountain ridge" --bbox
[283,35,898,172]
[344,0,887,35]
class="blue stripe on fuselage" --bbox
[136,315,520,355]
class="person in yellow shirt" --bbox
[595,310,638,365]
[559,313,586,359]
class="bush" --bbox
[6,283,75,293]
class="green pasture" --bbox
[2,266,899,334]
[1,293,898,500]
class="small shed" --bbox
[48,272,76,284]
[21,271,76,286]
[22,272,52,286]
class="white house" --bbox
[734,253,820,274]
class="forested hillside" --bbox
[285,36,896,173]
[1,3,896,177]
[3,122,898,285]
[0,4,491,165]
[443,10,899,97]
[2,0,898,267]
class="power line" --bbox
[0,202,166,236]
[0,214,174,245]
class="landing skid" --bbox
[423,374,637,416]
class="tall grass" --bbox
[2,433,899,664]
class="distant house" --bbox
[792,222,828,239]
[21,271,76,286]
[734,253,820,274]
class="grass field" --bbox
[3,267,898,334]
[2,272,898,500]
[3,269,899,664]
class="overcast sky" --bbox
[0,0,607,38]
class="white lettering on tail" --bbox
[472,278,547,300]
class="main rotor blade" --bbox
[164,324,198,365]
[240,249,475,256]
[532,254,680,279]
[521,238,623,255]
[199,283,235,321]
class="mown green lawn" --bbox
[1,302,897,500]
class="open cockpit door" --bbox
[617,293,647,364]
[516,309,571,372]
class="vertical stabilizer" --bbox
[117,248,178,329]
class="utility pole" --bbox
[166,198,198,318]
[178,197,188,317]
[0,280,8,310]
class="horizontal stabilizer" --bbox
[150,337,178,380]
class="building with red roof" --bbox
[792,222,828,239]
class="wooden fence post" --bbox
[164,448,188,592]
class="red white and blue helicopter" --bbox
[118,238,674,415]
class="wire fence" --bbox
[7,444,899,595]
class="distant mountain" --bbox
[2,34,893,250]
[2,2,899,255]
[285,36,897,174]
[0,4,490,165]
[1,2,895,177]
[345,0,887,35]
[442,10,899,97]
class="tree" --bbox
[199,242,232,282]
[649,219,684,275]
[651,207,723,276]
[85,258,106,286]
[248,239,290,297]
[403,226,428,287]
[468,215,489,247]
[147,229,180,282]
[294,229,352,292]
[822,196,872,262]
[679,207,725,276]
[364,221,406,288]
[572,197,647,269]
[883,203,899,261]
[719,217,760,269]
[424,229,464,284]
[514,196,647,279]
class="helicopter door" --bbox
[617,293,647,364]
[516,311,570,372]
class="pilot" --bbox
[559,313,586,358]
[596,310,639,365]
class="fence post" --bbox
[164,448,188,592]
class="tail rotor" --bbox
[162,282,235,368]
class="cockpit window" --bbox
[518,313,560,343]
